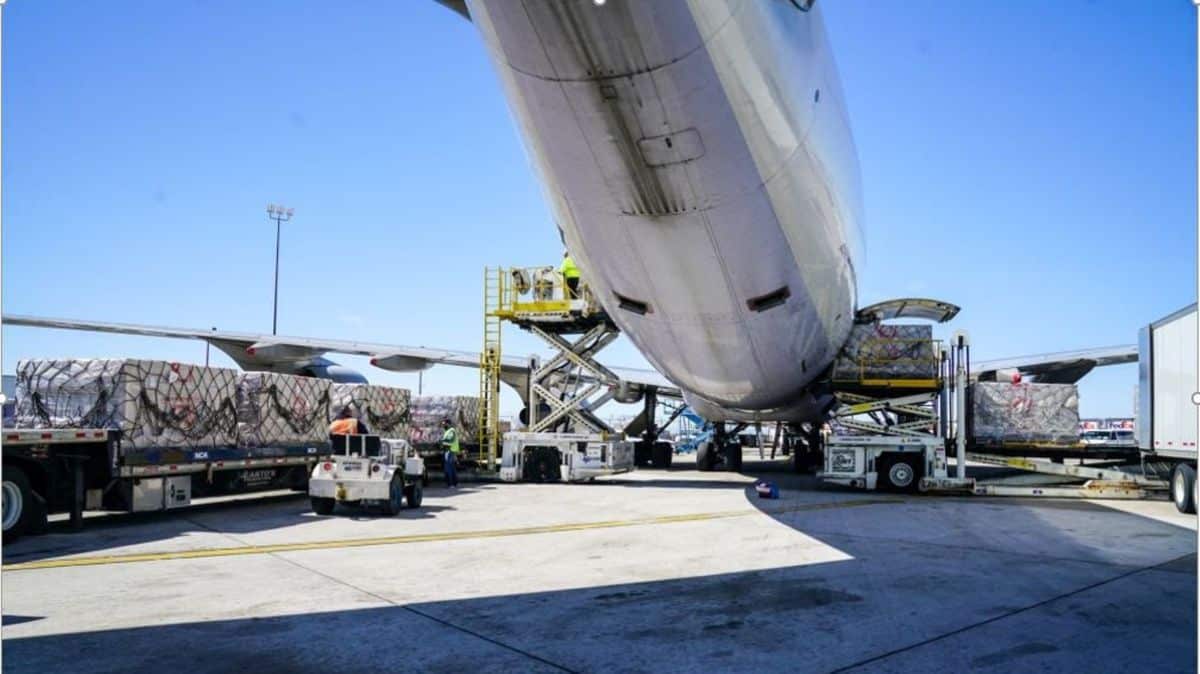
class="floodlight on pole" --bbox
[266,204,294,335]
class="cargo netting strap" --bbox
[136,389,239,440]
[366,405,411,433]
[265,384,331,435]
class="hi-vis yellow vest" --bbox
[560,256,580,279]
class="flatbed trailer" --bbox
[2,427,328,541]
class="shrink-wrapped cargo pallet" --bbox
[971,382,1079,445]
[236,372,331,448]
[409,395,480,447]
[330,383,411,437]
[833,323,936,381]
[13,359,239,449]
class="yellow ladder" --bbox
[478,267,504,471]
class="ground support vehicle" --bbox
[309,435,424,516]
[2,428,326,542]
[480,266,679,478]
[822,434,1162,499]
[819,329,1167,500]
[498,431,634,482]
[822,436,955,492]
[1135,304,1199,513]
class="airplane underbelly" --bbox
[467,0,861,411]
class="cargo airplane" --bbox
[3,1,1136,432]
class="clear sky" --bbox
[2,1,1195,422]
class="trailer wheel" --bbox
[1171,464,1196,514]
[2,466,38,543]
[405,482,423,509]
[381,476,404,516]
[880,455,920,492]
[311,497,336,516]
[696,442,714,472]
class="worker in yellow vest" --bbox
[441,418,460,489]
[560,250,581,299]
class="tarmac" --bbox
[1,452,1195,673]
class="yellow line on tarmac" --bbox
[3,498,892,572]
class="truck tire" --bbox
[696,442,714,472]
[1171,464,1196,514]
[405,482,423,509]
[380,476,404,516]
[311,497,336,516]
[651,442,673,469]
[3,466,38,543]
[879,455,920,492]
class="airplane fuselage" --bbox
[466,0,863,421]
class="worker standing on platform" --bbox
[560,250,581,299]
[441,418,460,489]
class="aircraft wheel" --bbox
[651,442,673,469]
[696,442,714,472]
[723,443,743,473]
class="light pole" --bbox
[266,204,294,335]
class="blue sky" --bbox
[2,0,1194,421]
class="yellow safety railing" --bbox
[493,266,597,320]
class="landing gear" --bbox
[651,441,673,469]
[723,442,743,473]
[790,424,824,474]
[696,441,716,472]
[695,425,743,473]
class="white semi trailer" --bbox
[1137,304,1199,513]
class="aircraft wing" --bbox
[1,314,681,395]
[972,344,1138,384]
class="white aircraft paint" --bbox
[465,0,863,420]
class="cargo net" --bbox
[237,373,332,448]
[330,383,411,437]
[971,382,1080,445]
[833,323,937,381]
[14,359,239,449]
[408,395,480,447]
